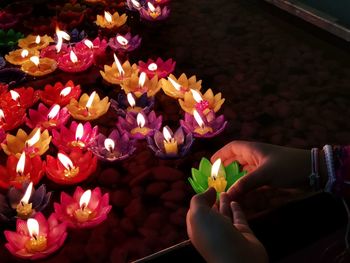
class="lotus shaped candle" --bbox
[121,72,161,97]
[4,212,67,260]
[0,105,26,131]
[2,128,51,157]
[58,50,94,73]
[147,126,194,158]
[46,150,97,185]
[153,0,171,6]
[0,152,45,189]
[0,29,24,49]
[40,80,81,107]
[21,56,57,77]
[67,91,110,121]
[179,88,225,115]
[2,86,41,109]
[108,33,141,53]
[126,0,146,11]
[111,92,154,116]
[138,58,175,79]
[117,111,162,139]
[180,110,227,138]
[189,158,247,197]
[75,37,108,58]
[70,28,87,43]
[0,56,5,69]
[18,34,54,50]
[52,121,98,152]
[160,73,202,99]
[140,2,170,21]
[95,11,127,29]
[54,187,111,228]
[100,55,138,85]
[40,44,69,60]
[0,11,19,30]
[26,104,70,131]
[90,129,136,161]
[5,48,40,65]
[0,182,52,221]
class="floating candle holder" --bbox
[52,121,98,152]
[4,213,67,260]
[67,91,110,121]
[46,150,97,185]
[75,37,108,59]
[117,111,162,139]
[0,29,24,49]
[95,11,127,29]
[180,110,227,138]
[179,88,225,115]
[90,129,136,161]
[126,0,146,11]
[5,48,40,65]
[18,34,54,50]
[108,33,142,53]
[0,105,26,131]
[40,80,81,107]
[111,92,154,116]
[2,128,51,157]
[138,57,175,79]
[189,158,247,197]
[139,2,170,21]
[0,68,26,86]
[2,86,41,109]
[121,72,161,97]
[21,56,57,77]
[40,44,69,61]
[57,50,94,73]
[0,152,45,189]
[160,73,202,99]
[26,103,70,131]
[147,126,194,159]
[54,186,111,228]
[0,182,52,221]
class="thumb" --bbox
[190,187,217,212]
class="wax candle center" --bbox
[16,202,33,218]
[207,176,227,193]
[74,205,93,222]
[25,235,47,253]
[64,166,80,178]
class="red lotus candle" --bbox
[41,28,70,60]
[75,37,108,59]
[2,86,41,109]
[0,105,26,131]
[58,50,94,73]
[0,152,45,189]
[46,150,97,185]
[40,80,81,107]
[54,186,111,228]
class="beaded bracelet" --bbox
[323,145,336,194]
[309,148,320,191]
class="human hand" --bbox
[211,141,325,200]
[186,188,268,263]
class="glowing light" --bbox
[21,49,29,58]
[163,127,173,142]
[193,110,205,128]
[104,138,115,152]
[20,182,33,204]
[104,11,113,23]
[136,113,146,128]
[70,50,78,63]
[116,35,128,46]
[84,39,94,49]
[10,90,20,101]
[113,54,125,76]
[148,63,158,71]
[0,109,4,120]
[79,189,91,208]
[56,27,70,53]
[148,2,156,12]
[131,0,141,8]
[127,93,136,107]
[86,91,96,109]
[27,218,39,238]
[30,56,40,66]
[75,123,84,141]
[58,153,74,170]
[138,72,146,87]
[35,35,41,44]
[60,87,72,97]
[47,104,60,119]
[190,89,202,103]
[211,159,222,179]
[16,152,26,175]
[26,129,41,147]
[168,77,181,91]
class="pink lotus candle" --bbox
[58,50,94,73]
[25,103,70,131]
[4,213,67,260]
[139,2,170,21]
[138,57,175,79]
[75,37,108,58]
[40,80,81,107]
[108,33,142,53]
[54,187,111,228]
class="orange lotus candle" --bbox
[160,73,202,99]
[5,49,40,65]
[95,11,127,29]
[67,91,110,121]
[18,34,53,50]
[121,72,161,97]
[21,56,57,77]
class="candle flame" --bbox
[70,50,78,63]
[127,93,136,107]
[79,189,91,208]
[10,90,20,101]
[75,123,84,141]
[35,35,41,44]
[26,129,41,147]
[47,104,60,119]
[21,49,29,58]
[0,109,4,120]
[148,63,158,71]
[113,54,125,76]
[136,113,146,128]
[60,87,72,97]
[131,0,141,8]
[190,89,202,103]
[116,35,128,46]
[211,158,222,179]
[104,11,113,23]
[84,39,94,49]
[138,72,147,87]
[30,56,40,66]
[86,91,96,109]
[16,152,26,175]
[20,182,33,204]
[56,28,70,52]
[168,77,181,91]
[193,110,204,128]
[147,2,156,12]
[104,138,115,152]
[27,218,39,238]
[58,153,74,170]
[163,127,173,142]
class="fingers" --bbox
[219,192,232,219]
[211,141,249,163]
[189,187,217,212]
[231,201,253,234]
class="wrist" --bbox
[318,148,328,190]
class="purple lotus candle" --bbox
[111,92,154,116]
[108,33,141,53]
[139,2,170,21]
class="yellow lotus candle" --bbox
[126,93,143,113]
[161,73,202,99]
[95,11,127,29]
[5,49,40,65]
[67,91,110,121]
[193,110,213,135]
[100,54,138,85]
[18,34,53,50]
[130,113,151,136]
[21,56,57,77]
[207,158,227,193]
[162,127,178,155]
[121,72,161,97]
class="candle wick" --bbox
[33,234,37,241]
[21,201,24,206]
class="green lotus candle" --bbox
[189,157,247,197]
[0,29,24,48]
